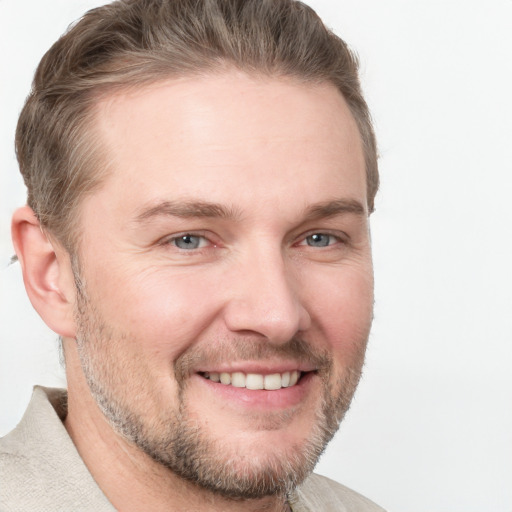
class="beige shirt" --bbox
[0,387,385,512]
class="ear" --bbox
[11,206,77,338]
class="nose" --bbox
[223,247,311,344]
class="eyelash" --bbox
[162,232,213,251]
[160,230,347,252]
[297,232,346,248]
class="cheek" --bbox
[86,266,224,359]
[305,264,374,357]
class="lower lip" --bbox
[193,372,316,410]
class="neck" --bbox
[63,346,290,512]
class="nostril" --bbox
[224,305,309,345]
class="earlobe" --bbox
[11,206,77,338]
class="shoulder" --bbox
[0,387,66,510]
[291,473,386,512]
[0,387,64,475]
[0,427,48,511]
[0,387,115,512]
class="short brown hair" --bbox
[16,0,378,251]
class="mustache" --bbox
[174,336,332,383]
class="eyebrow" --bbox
[303,198,367,221]
[134,197,366,225]
[134,200,242,223]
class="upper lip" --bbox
[195,362,317,375]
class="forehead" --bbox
[87,71,367,217]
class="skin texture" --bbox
[12,71,374,512]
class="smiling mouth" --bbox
[200,371,303,390]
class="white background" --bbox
[1,1,511,511]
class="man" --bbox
[0,0,383,510]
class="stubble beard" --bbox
[72,271,367,500]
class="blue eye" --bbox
[173,234,205,250]
[305,233,335,247]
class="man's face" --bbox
[72,72,374,498]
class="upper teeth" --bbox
[203,370,300,390]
